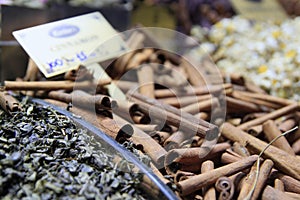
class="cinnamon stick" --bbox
[278,118,297,133]
[137,64,155,98]
[48,90,117,111]
[226,96,261,113]
[236,90,295,106]
[181,97,219,114]
[292,138,300,154]
[201,161,216,200]
[274,179,285,191]
[176,155,258,196]
[221,122,300,180]
[164,143,230,174]
[0,91,21,113]
[237,103,299,130]
[215,177,234,200]
[174,171,195,183]
[262,186,294,200]
[262,120,295,155]
[128,92,219,138]
[163,130,190,151]
[4,80,109,91]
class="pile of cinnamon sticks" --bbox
[2,30,300,200]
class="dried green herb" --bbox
[0,97,147,200]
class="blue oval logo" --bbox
[49,24,79,38]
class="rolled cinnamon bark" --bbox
[48,90,117,111]
[130,124,167,169]
[176,155,258,196]
[221,122,300,180]
[23,58,39,81]
[164,143,230,175]
[232,91,281,110]
[128,92,219,139]
[126,48,154,70]
[278,118,297,133]
[0,91,21,113]
[292,138,300,154]
[270,170,300,193]
[113,31,145,78]
[237,103,300,131]
[246,124,263,136]
[251,159,274,200]
[221,150,243,164]
[274,179,285,191]
[154,83,232,98]
[226,96,261,113]
[181,97,219,114]
[201,160,216,200]
[232,142,250,157]
[236,90,295,106]
[137,64,155,99]
[163,130,190,151]
[174,171,195,183]
[263,120,295,155]
[215,177,234,200]
[262,186,294,200]
[244,80,267,94]
[4,80,107,91]
[45,99,132,141]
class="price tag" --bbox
[230,0,288,21]
[13,12,128,78]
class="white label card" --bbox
[13,12,128,78]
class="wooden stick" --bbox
[237,103,299,131]
[221,122,300,180]
[263,120,295,155]
[262,186,294,200]
[176,155,258,196]
[201,161,216,200]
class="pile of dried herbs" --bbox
[0,98,147,200]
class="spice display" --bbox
[192,16,300,101]
[0,96,149,199]
[2,28,300,200]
